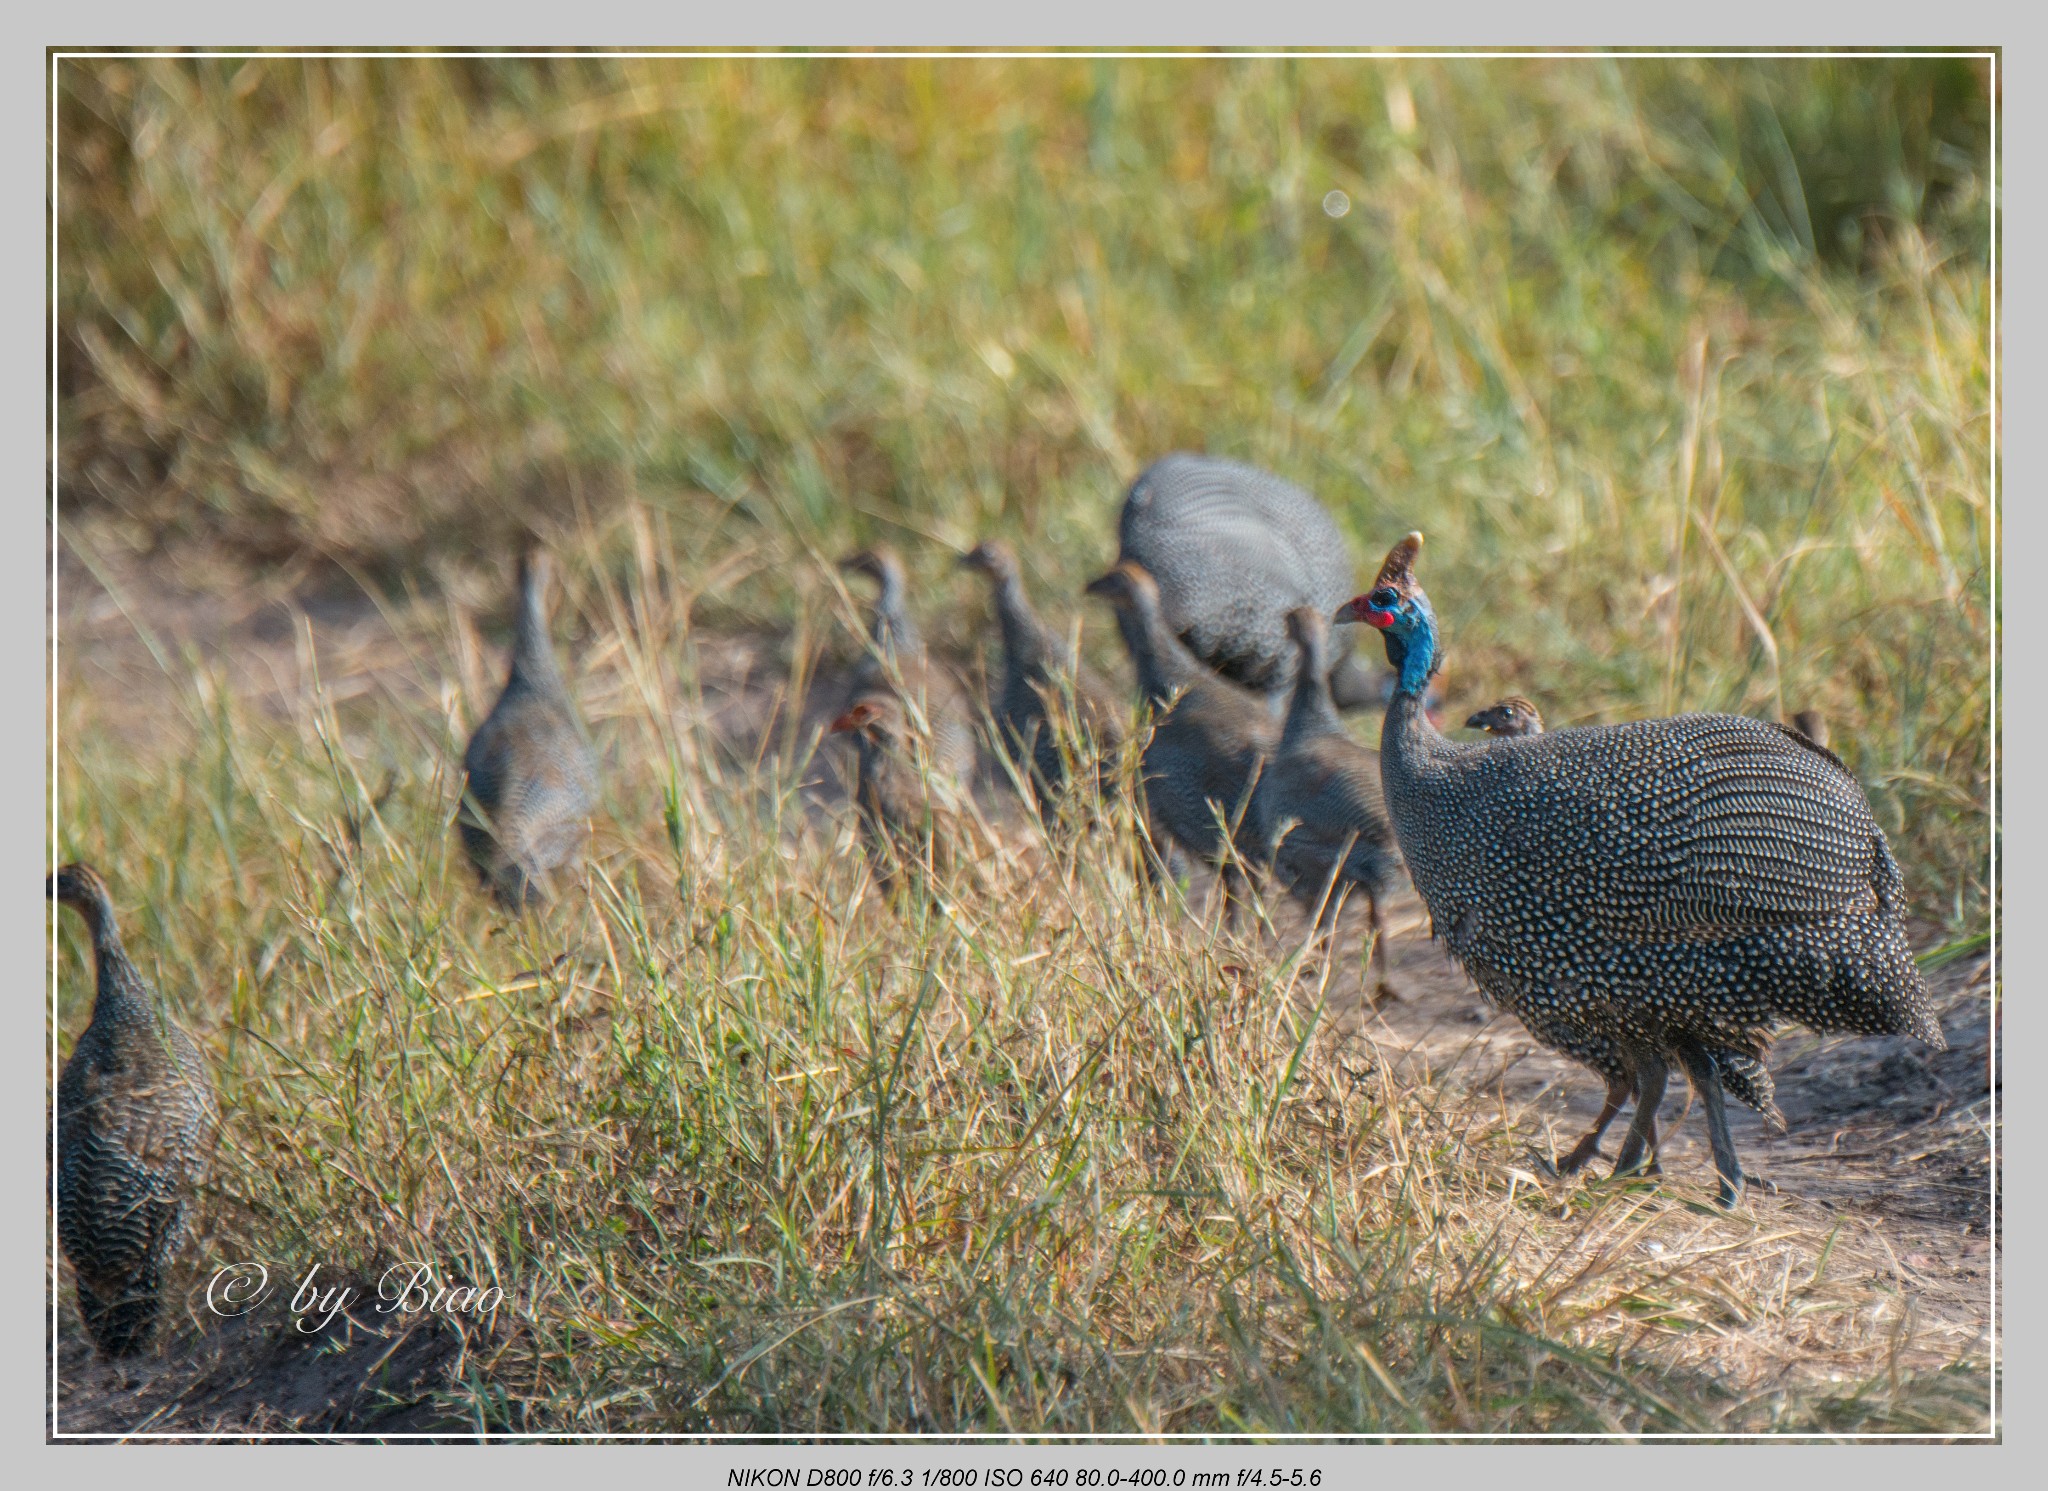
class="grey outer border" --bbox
[17,0,2020,1476]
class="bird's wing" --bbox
[1479,714,1883,933]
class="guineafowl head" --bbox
[1466,696,1544,737]
[1283,605,1331,671]
[1082,561,1161,614]
[1789,709,1830,749]
[829,695,908,748]
[1334,532,1439,695]
[50,862,117,942]
[958,540,1021,583]
[838,547,907,594]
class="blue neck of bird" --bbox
[1392,619,1437,698]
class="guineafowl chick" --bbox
[1465,696,1544,737]
[1339,532,1945,1206]
[1249,607,1405,976]
[51,864,217,1357]
[1117,453,1382,710]
[837,547,977,788]
[459,548,601,909]
[829,692,969,897]
[958,538,1125,824]
[1789,710,1830,749]
[1085,561,1277,917]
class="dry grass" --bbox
[52,54,1995,1436]
[56,53,1992,913]
[54,504,1992,1435]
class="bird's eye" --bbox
[1369,588,1398,610]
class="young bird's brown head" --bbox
[1465,695,1544,738]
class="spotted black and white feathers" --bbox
[1340,532,1943,1206]
[52,864,217,1357]
[1117,453,1380,708]
[459,549,601,909]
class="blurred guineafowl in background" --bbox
[837,547,977,788]
[1339,532,1946,1206]
[828,692,971,896]
[1466,696,1545,737]
[1250,607,1404,980]
[1116,453,1382,710]
[52,863,217,1357]
[959,538,1125,824]
[833,547,977,897]
[459,548,600,909]
[1086,561,1277,918]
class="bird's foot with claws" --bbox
[1714,1170,1779,1208]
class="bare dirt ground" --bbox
[49,538,1998,1437]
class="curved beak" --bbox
[1334,597,1392,629]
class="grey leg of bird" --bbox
[1612,1052,1667,1179]
[1678,1045,1762,1208]
[1554,1073,1632,1176]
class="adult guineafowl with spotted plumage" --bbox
[459,548,601,909]
[959,539,1125,823]
[1085,561,1276,917]
[1117,453,1381,709]
[1337,532,1945,1206]
[52,864,217,1356]
[1249,606,1403,975]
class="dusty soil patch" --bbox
[51,1284,481,1439]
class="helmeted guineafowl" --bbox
[1117,453,1381,709]
[959,539,1125,824]
[829,692,970,896]
[1337,532,1945,1206]
[1085,561,1277,918]
[838,547,977,788]
[1249,607,1404,974]
[459,549,601,909]
[1466,696,1544,737]
[51,864,217,1356]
